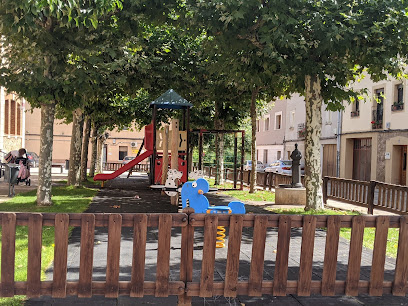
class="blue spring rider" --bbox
[181,178,245,214]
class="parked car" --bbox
[265,160,292,175]
[243,160,265,172]
[27,152,39,167]
[122,156,134,165]
[265,160,305,175]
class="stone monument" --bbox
[290,144,303,188]
[275,143,306,205]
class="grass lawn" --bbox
[267,207,400,258]
[0,185,98,305]
[222,189,275,202]
[205,177,276,202]
[57,176,102,187]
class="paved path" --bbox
[25,173,408,305]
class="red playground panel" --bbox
[144,123,154,151]
[154,156,187,184]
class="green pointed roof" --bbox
[150,89,193,109]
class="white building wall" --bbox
[257,145,285,165]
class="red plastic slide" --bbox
[93,150,153,181]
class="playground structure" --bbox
[94,89,192,190]
[193,129,245,190]
[94,89,244,197]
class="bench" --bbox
[52,164,63,173]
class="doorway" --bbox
[352,138,372,181]
[400,146,407,185]
[323,144,337,177]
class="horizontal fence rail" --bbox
[0,212,187,299]
[202,166,304,189]
[103,162,149,172]
[323,177,408,215]
[1,211,408,305]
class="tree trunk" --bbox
[188,141,194,173]
[214,100,224,185]
[161,125,169,185]
[170,119,179,205]
[89,122,98,177]
[215,133,225,185]
[249,87,259,193]
[96,134,106,173]
[67,108,84,186]
[37,102,56,206]
[81,116,91,182]
[304,75,324,210]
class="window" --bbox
[275,112,282,130]
[375,88,385,105]
[396,84,403,103]
[287,151,291,159]
[392,84,404,111]
[326,111,332,124]
[372,88,384,129]
[256,149,259,160]
[4,100,9,134]
[256,120,260,132]
[263,149,268,164]
[264,117,270,131]
[289,111,295,128]
[119,146,128,160]
[277,151,282,160]
[4,99,21,136]
[351,100,360,117]
[10,100,16,135]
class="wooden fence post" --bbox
[179,208,194,306]
[268,172,273,190]
[367,180,376,215]
[323,177,329,205]
[263,172,268,190]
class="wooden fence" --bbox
[323,177,408,215]
[1,211,408,304]
[202,166,304,189]
[103,162,149,172]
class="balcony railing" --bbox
[392,102,404,112]
[371,109,383,129]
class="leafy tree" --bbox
[188,0,408,208]
[0,0,122,205]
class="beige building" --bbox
[341,76,407,185]
[257,93,339,176]
[25,104,145,164]
[0,87,26,155]
[256,98,286,164]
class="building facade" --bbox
[257,93,339,176]
[0,87,26,156]
[341,76,408,185]
[256,98,286,165]
[25,104,145,164]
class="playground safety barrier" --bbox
[323,176,408,215]
[103,162,149,172]
[202,166,305,189]
[1,211,407,304]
